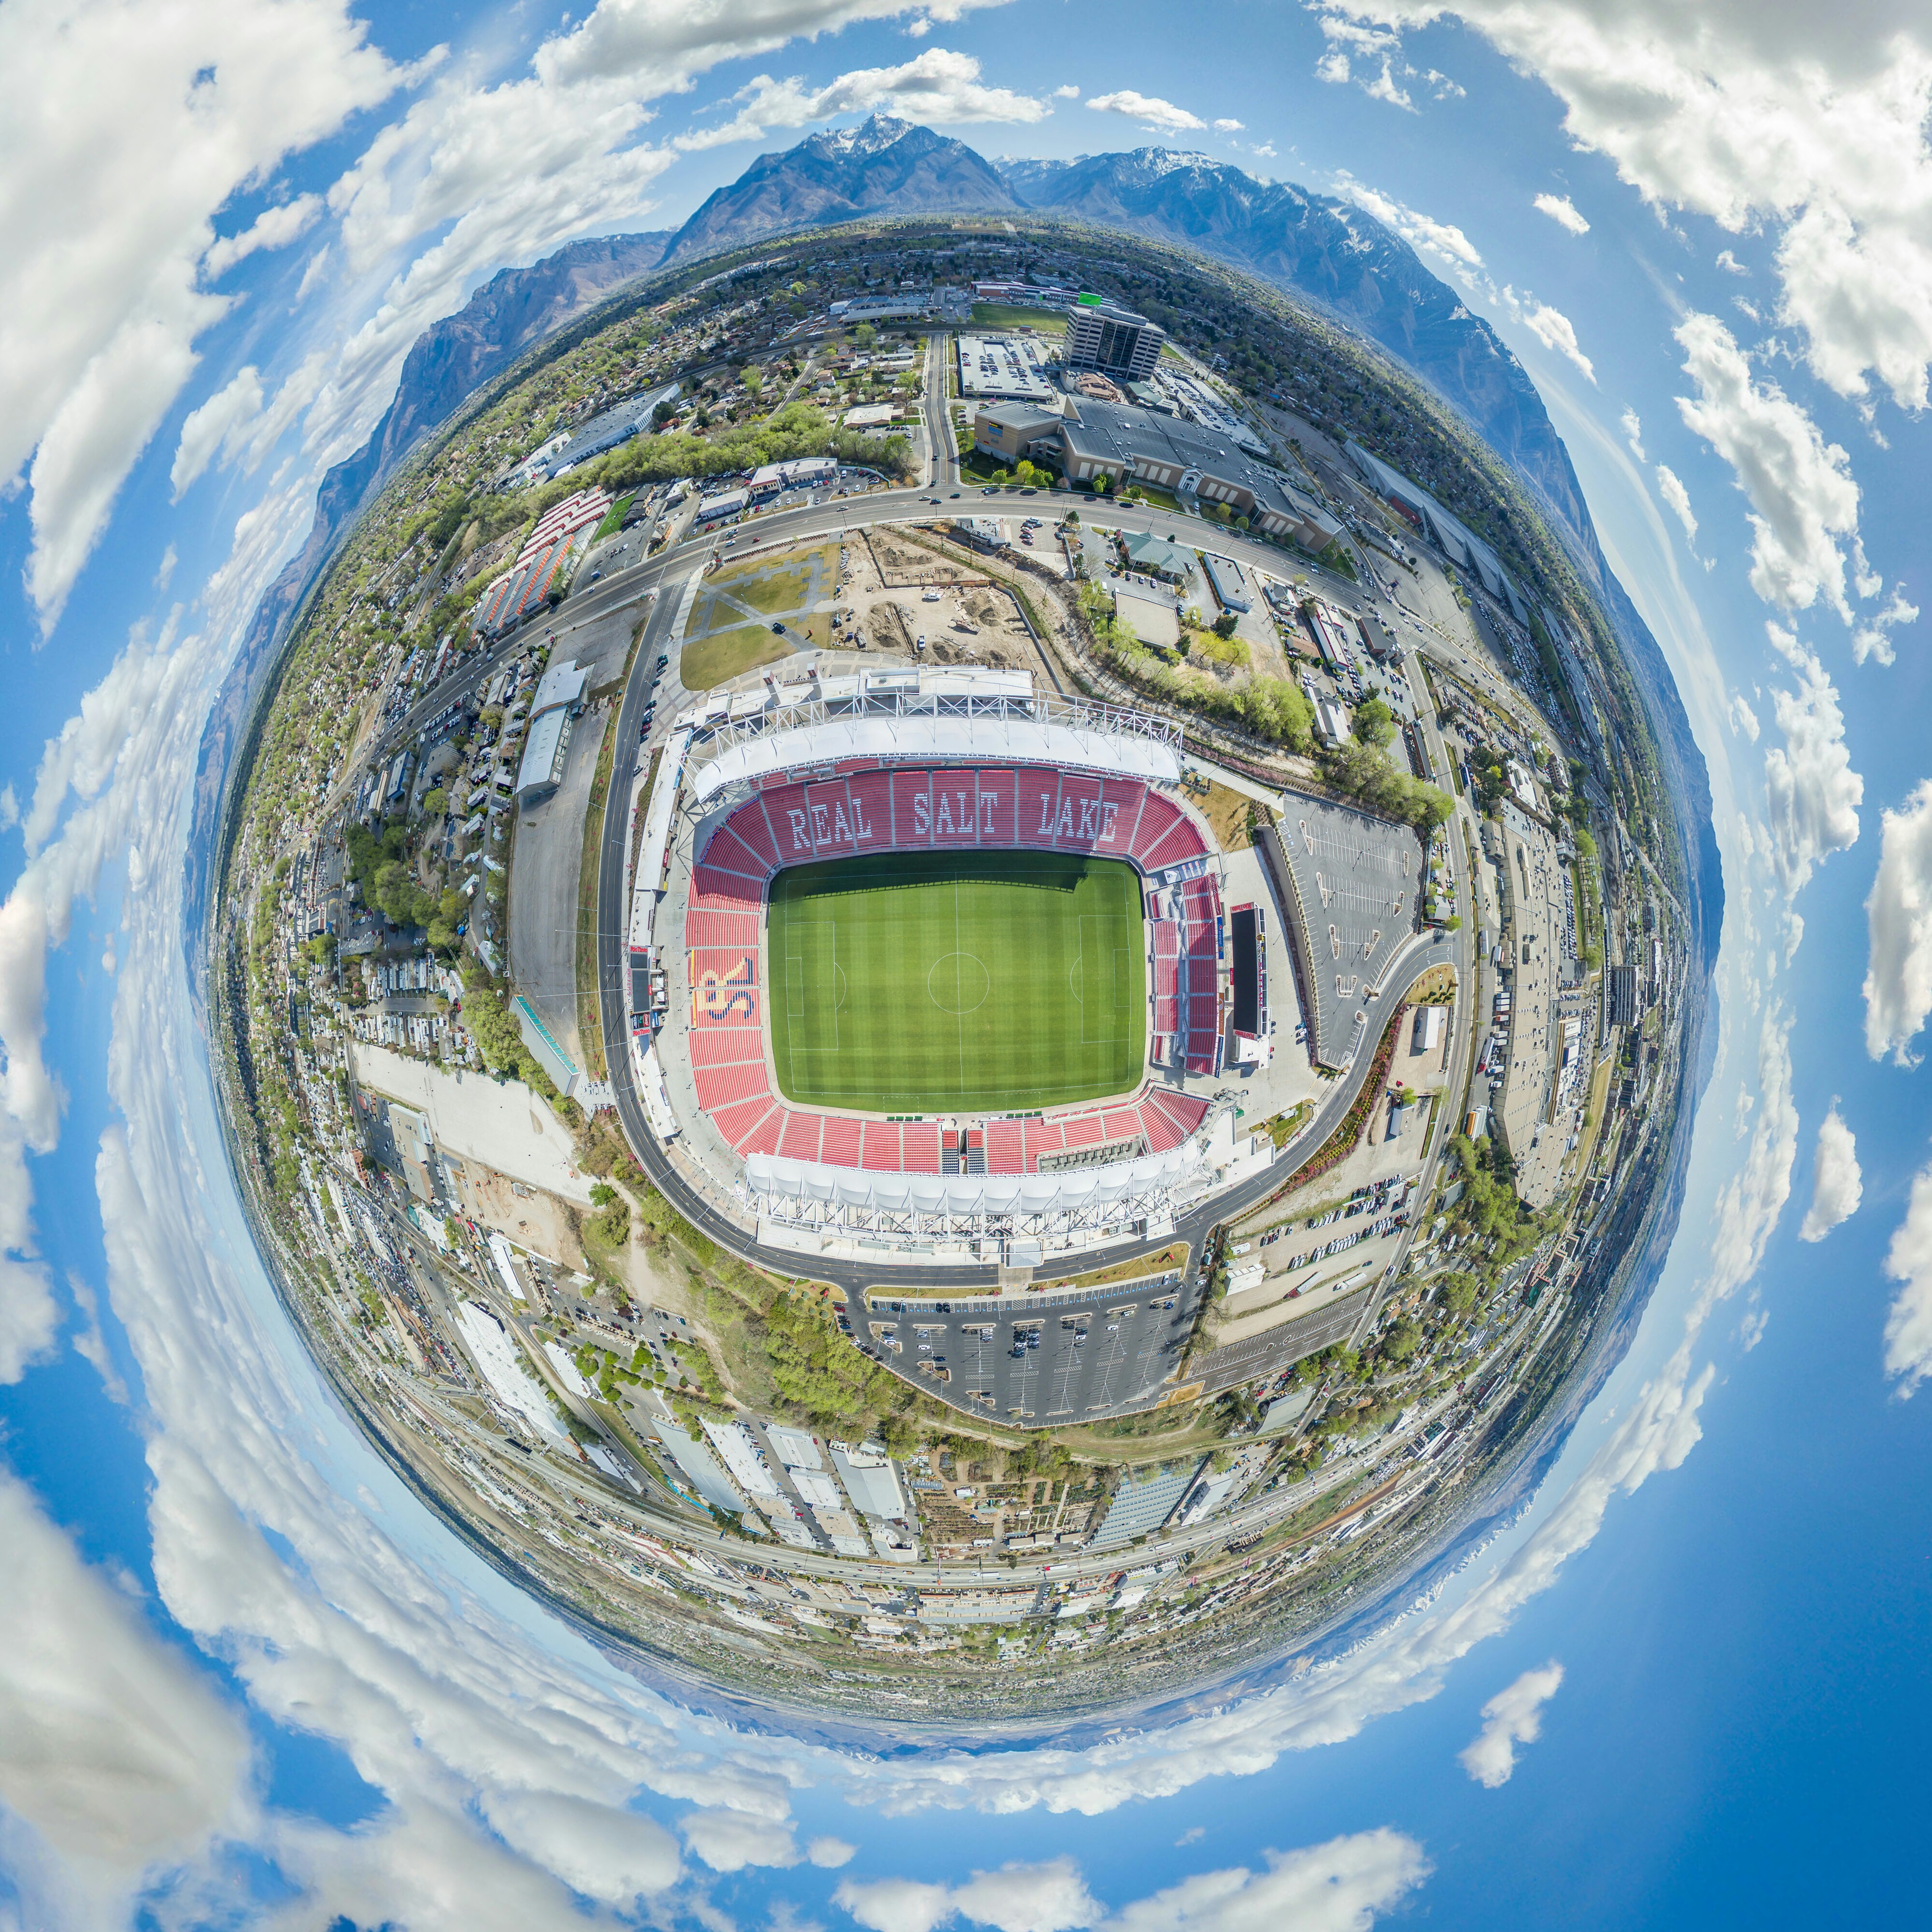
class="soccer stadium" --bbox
[619,660,1398,1303]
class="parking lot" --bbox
[861,1273,1191,1422]
[1264,794,1423,1067]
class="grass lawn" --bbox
[767,850,1147,1114]
[681,622,798,690]
[680,540,835,689]
[969,304,1067,333]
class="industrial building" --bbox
[748,455,837,499]
[1347,441,1528,620]
[1015,397,1344,551]
[1062,300,1166,382]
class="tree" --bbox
[422,786,448,817]
[852,323,876,349]
[1352,696,1395,749]
[1092,472,1112,495]
[1575,826,1597,858]
[1212,610,1239,639]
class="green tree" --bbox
[1352,696,1395,749]
[422,785,448,817]
[852,323,876,349]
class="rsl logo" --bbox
[691,953,758,1023]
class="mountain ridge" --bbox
[662,113,1017,264]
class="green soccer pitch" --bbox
[766,850,1148,1114]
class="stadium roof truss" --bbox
[740,1112,1259,1254]
[682,684,1182,803]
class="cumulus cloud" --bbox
[483,1790,681,1903]
[811,1836,860,1868]
[1674,313,1863,618]
[682,1808,800,1873]
[1655,465,1698,546]
[201,193,324,280]
[1707,1005,1799,1304]
[838,1843,1425,1932]
[1337,179,1483,273]
[679,48,1046,150]
[1862,780,1932,1062]
[1759,623,1862,897]
[1053,84,1080,99]
[1086,90,1207,135]
[1458,1662,1564,1787]
[0,0,402,628]
[1518,300,1594,381]
[1620,407,1646,459]
[1212,118,1245,133]
[1534,191,1589,234]
[1728,693,1759,741]
[1798,1105,1862,1242]
[1105,1833,1429,1932]
[1310,3,1928,652]
[0,1471,249,1924]
[1882,1164,1932,1392]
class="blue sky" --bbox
[3,1,1932,1927]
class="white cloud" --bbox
[1213,118,1245,133]
[837,1860,1099,1932]
[839,1876,960,1932]
[1673,313,1863,619]
[682,1808,800,1873]
[1519,300,1594,381]
[1760,623,1862,897]
[1716,249,1747,276]
[202,193,324,280]
[0,0,402,628]
[1458,1662,1564,1788]
[1105,1833,1429,1932]
[1706,1004,1799,1304]
[0,1470,249,1925]
[1728,692,1760,741]
[0,786,16,832]
[1655,464,1698,547]
[1053,84,1080,99]
[1852,585,1918,668]
[1315,52,1352,85]
[1362,60,1413,110]
[1882,1163,1932,1392]
[1798,1105,1863,1242]
[1862,780,1932,1062]
[1534,191,1589,235]
[170,365,266,497]
[483,1790,680,1904]
[839,1843,1424,1932]
[811,1837,860,1869]
[1086,90,1206,136]
[678,48,1046,150]
[1337,179,1483,273]
[1620,407,1646,460]
[955,1860,1101,1932]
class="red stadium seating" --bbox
[693,1062,772,1111]
[688,1027,764,1068]
[902,1124,943,1174]
[819,1116,864,1166]
[710,1096,777,1147]
[986,1120,1026,1170]
[778,1110,824,1161]
[859,1121,903,1171]
[684,909,759,950]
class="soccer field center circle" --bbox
[927,950,991,1015]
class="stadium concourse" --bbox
[620,668,1288,1266]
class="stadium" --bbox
[618,659,1421,1320]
